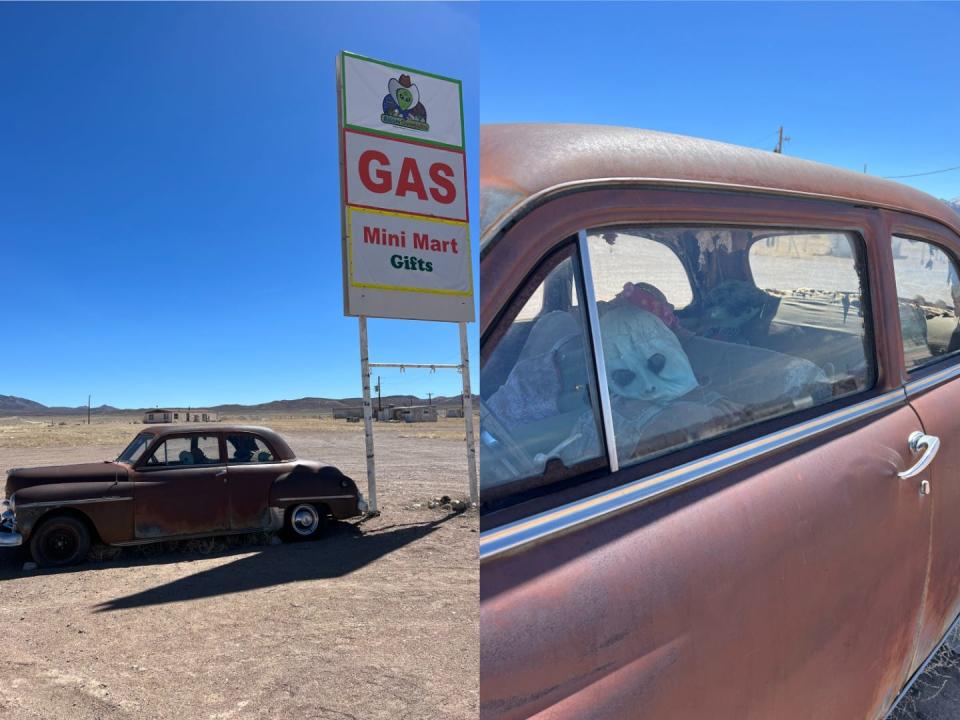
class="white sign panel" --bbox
[348,207,471,295]
[341,51,463,150]
[344,130,467,222]
[338,51,473,323]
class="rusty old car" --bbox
[0,424,367,567]
[479,124,960,719]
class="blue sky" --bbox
[0,2,478,409]
[480,1,960,200]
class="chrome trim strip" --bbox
[905,362,960,397]
[578,229,619,474]
[0,531,22,548]
[16,497,132,509]
[480,389,906,560]
[273,495,356,503]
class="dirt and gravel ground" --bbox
[0,416,478,720]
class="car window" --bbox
[588,226,874,468]
[891,235,960,371]
[117,433,154,464]
[144,435,222,467]
[226,434,276,463]
[480,246,606,497]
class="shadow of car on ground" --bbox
[0,512,464,611]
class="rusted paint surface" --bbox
[481,410,929,719]
[480,124,960,248]
[133,465,231,539]
[226,461,294,530]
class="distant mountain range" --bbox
[0,394,470,417]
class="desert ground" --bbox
[0,414,478,720]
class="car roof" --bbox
[139,424,296,460]
[480,123,960,248]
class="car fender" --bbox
[13,481,135,544]
[269,464,361,519]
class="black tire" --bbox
[282,503,327,542]
[29,515,91,568]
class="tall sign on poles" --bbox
[337,51,477,513]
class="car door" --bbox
[479,188,933,720]
[132,432,229,539]
[224,432,293,530]
[887,212,960,667]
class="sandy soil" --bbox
[0,416,478,720]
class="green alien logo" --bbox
[381,73,429,131]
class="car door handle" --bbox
[898,431,940,480]
[215,469,227,479]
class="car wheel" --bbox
[30,515,91,567]
[284,503,327,541]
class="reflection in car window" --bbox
[226,435,275,464]
[589,230,692,308]
[480,248,605,496]
[891,235,960,371]
[145,435,222,467]
[588,226,874,467]
[117,433,153,464]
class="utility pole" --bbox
[773,126,791,154]
[87,395,91,425]
[427,392,432,405]
[375,375,382,412]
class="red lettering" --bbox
[428,163,456,204]
[395,157,428,201]
[358,150,391,193]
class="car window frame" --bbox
[135,433,227,471]
[480,185,894,529]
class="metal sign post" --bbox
[358,316,378,514]
[460,321,478,503]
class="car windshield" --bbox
[117,433,154,464]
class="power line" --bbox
[883,165,960,179]
[745,129,779,149]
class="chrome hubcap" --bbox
[291,505,319,535]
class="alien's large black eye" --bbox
[647,353,666,375]
[612,369,635,387]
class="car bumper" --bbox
[0,499,22,547]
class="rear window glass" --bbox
[226,434,276,463]
[891,235,960,371]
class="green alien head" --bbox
[396,87,414,110]
[389,74,420,112]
